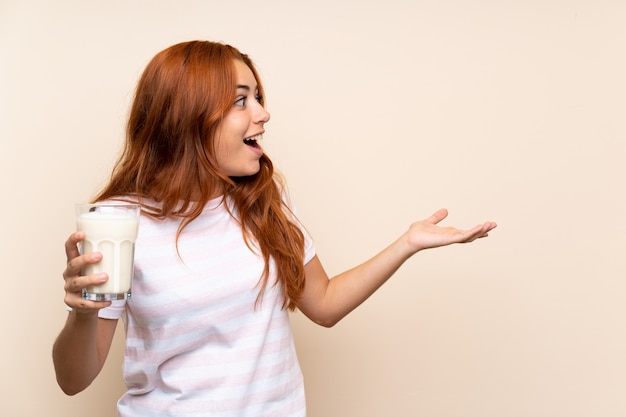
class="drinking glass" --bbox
[75,203,140,301]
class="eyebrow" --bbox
[236,84,258,92]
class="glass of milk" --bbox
[75,203,140,301]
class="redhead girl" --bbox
[53,40,496,417]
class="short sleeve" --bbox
[98,299,126,319]
[65,299,126,320]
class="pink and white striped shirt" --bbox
[99,195,316,416]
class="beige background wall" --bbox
[1,1,625,416]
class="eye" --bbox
[255,94,263,103]
[234,96,246,107]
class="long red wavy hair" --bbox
[93,41,306,310]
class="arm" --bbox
[297,209,496,327]
[52,232,119,395]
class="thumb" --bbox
[427,208,449,225]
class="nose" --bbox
[254,102,270,124]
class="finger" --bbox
[64,231,85,262]
[478,222,497,236]
[464,224,487,241]
[465,222,496,241]
[65,272,107,293]
[427,208,449,225]
[453,223,489,242]
[64,292,111,311]
[64,251,102,279]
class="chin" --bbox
[229,166,262,180]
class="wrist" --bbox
[70,307,101,321]
[397,231,421,259]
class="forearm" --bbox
[301,234,414,327]
[52,311,110,395]
[331,237,412,314]
[299,210,496,327]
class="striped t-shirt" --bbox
[99,195,316,417]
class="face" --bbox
[213,59,271,177]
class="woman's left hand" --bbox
[404,208,497,253]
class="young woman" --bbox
[53,40,496,417]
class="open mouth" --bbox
[243,134,263,149]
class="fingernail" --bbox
[97,273,107,281]
[92,252,102,261]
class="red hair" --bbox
[93,41,305,310]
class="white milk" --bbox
[76,207,139,300]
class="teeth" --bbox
[246,134,263,142]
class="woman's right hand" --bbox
[62,232,111,313]
[55,232,119,395]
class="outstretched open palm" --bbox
[406,208,497,252]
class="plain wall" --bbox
[1,1,625,416]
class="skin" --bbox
[213,59,270,177]
[52,59,497,395]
